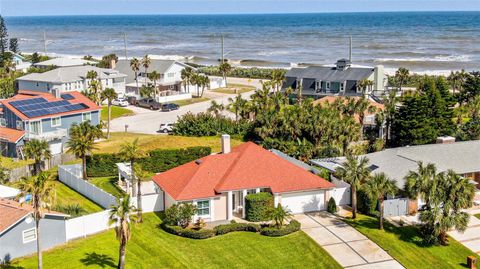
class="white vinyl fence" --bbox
[58,164,118,209]
[65,210,113,241]
[331,177,351,206]
[131,193,164,212]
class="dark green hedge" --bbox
[161,223,215,239]
[86,146,211,177]
[214,222,260,235]
[357,188,378,216]
[260,220,301,237]
[327,197,337,214]
[245,192,274,222]
[173,112,252,137]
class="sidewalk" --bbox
[448,210,480,254]
[293,212,404,269]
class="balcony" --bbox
[25,128,68,142]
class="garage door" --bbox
[49,141,63,155]
[281,191,325,213]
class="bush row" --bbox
[198,66,287,80]
[86,146,211,177]
[245,192,274,222]
[161,223,216,239]
[259,220,301,237]
[213,222,261,235]
[173,112,252,137]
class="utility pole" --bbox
[43,31,47,56]
[123,32,128,60]
[349,36,352,62]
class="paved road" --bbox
[110,77,264,134]
[294,212,404,269]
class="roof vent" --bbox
[195,159,202,165]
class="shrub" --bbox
[198,66,287,80]
[245,192,274,222]
[357,188,378,216]
[161,223,215,239]
[327,197,337,214]
[86,146,211,177]
[260,220,301,237]
[214,222,260,235]
[193,218,206,230]
[164,203,198,228]
[173,112,251,137]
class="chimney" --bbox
[110,59,116,69]
[221,134,231,154]
[436,136,456,144]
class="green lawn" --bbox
[1,157,34,170]
[90,177,126,198]
[11,213,341,269]
[345,214,479,269]
[101,106,134,121]
[475,214,480,220]
[171,97,209,106]
[212,83,256,94]
[95,133,243,154]
[52,180,103,215]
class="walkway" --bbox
[448,209,480,254]
[294,212,404,269]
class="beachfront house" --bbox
[152,135,340,222]
[283,59,386,99]
[15,66,127,97]
[33,57,97,69]
[11,53,32,73]
[0,199,68,263]
[0,91,101,158]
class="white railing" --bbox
[65,210,114,241]
[25,128,67,141]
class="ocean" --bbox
[4,12,480,74]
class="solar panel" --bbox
[61,94,75,100]
[10,97,89,118]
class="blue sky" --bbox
[2,0,480,16]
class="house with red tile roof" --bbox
[0,90,101,158]
[153,135,336,222]
[0,199,68,263]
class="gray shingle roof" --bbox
[17,66,126,83]
[33,58,97,67]
[286,66,374,82]
[311,140,480,189]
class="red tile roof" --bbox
[0,199,67,234]
[153,142,335,201]
[0,91,101,121]
[0,127,25,143]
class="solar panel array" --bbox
[61,93,75,100]
[10,97,88,118]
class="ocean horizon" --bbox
[5,12,480,73]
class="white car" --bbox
[112,98,129,107]
[159,123,175,133]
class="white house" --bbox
[33,58,97,69]
[15,66,127,97]
[11,53,31,73]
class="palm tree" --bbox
[404,162,438,210]
[198,74,210,97]
[67,121,103,180]
[23,139,52,175]
[394,67,410,92]
[335,155,371,219]
[207,100,225,117]
[383,90,397,146]
[357,79,374,95]
[355,97,377,138]
[148,71,160,100]
[269,203,292,228]
[228,94,247,121]
[141,55,151,88]
[109,195,137,269]
[119,138,145,222]
[218,62,232,85]
[363,173,397,229]
[181,67,193,93]
[101,88,118,139]
[17,172,55,269]
[86,70,102,105]
[130,58,141,94]
[271,69,285,92]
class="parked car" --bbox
[137,98,161,110]
[159,123,175,133]
[161,103,179,112]
[112,98,129,107]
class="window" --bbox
[51,117,61,127]
[0,118,5,127]
[197,200,210,216]
[167,73,174,78]
[30,121,42,135]
[82,112,92,122]
[340,82,345,92]
[326,81,331,89]
[16,120,23,130]
[23,228,37,243]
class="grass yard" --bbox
[90,177,126,198]
[11,213,341,269]
[475,214,480,220]
[95,133,243,154]
[171,97,209,106]
[0,157,34,170]
[101,106,134,121]
[52,180,103,214]
[212,83,256,94]
[345,214,479,269]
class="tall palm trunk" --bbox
[36,218,43,269]
[135,71,139,95]
[82,155,88,180]
[118,239,126,269]
[130,160,136,197]
[351,186,357,219]
[107,103,112,139]
[379,198,384,230]
[137,177,142,222]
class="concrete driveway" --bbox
[448,209,480,254]
[294,212,404,269]
[110,77,262,134]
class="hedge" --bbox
[260,220,301,237]
[198,66,287,80]
[161,223,215,239]
[245,192,274,222]
[214,222,260,235]
[86,146,211,177]
[327,197,337,214]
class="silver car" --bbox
[159,123,175,133]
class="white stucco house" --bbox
[15,66,127,98]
